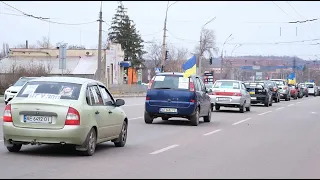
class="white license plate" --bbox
[159,108,177,113]
[24,115,52,124]
[218,98,230,101]
[251,97,257,100]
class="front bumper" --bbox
[3,122,90,145]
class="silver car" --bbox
[208,80,251,113]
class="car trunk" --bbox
[11,99,71,129]
[147,89,194,108]
[246,85,266,96]
[212,88,241,96]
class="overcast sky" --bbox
[1,1,320,60]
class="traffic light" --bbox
[209,57,213,65]
[165,50,169,60]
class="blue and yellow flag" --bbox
[287,72,296,85]
[182,55,197,78]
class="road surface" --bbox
[0,96,320,178]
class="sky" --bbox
[1,1,320,60]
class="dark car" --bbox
[244,81,273,107]
[145,72,212,126]
[299,83,308,97]
[296,84,304,98]
[288,84,298,99]
[257,80,280,103]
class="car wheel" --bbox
[211,103,214,112]
[239,105,244,113]
[144,111,153,124]
[245,105,251,112]
[190,107,199,126]
[215,105,220,111]
[264,100,269,107]
[6,144,22,153]
[161,117,169,121]
[82,128,97,156]
[269,99,273,106]
[114,121,128,147]
[203,108,211,122]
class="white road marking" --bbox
[130,117,143,120]
[203,129,222,136]
[297,102,302,104]
[150,144,179,155]
[258,111,272,116]
[276,107,284,111]
[311,112,317,114]
[232,118,251,125]
[288,104,294,107]
[0,140,3,142]
[124,104,144,107]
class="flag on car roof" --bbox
[182,55,197,78]
[287,72,296,85]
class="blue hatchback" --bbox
[144,72,212,126]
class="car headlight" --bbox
[5,90,10,93]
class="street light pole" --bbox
[198,17,216,75]
[97,1,103,81]
[160,1,178,72]
[220,34,233,79]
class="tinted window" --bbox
[197,77,206,91]
[194,78,201,91]
[17,81,82,100]
[98,86,114,106]
[306,84,314,88]
[13,78,36,86]
[151,75,190,90]
[90,86,104,105]
[245,82,265,88]
[214,81,240,89]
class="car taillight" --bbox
[148,80,154,90]
[65,107,80,125]
[209,92,216,95]
[189,79,195,91]
[190,99,195,102]
[233,92,242,96]
[146,96,150,100]
[273,87,277,92]
[3,104,12,122]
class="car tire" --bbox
[203,108,211,122]
[114,121,128,147]
[6,144,22,153]
[144,112,153,124]
[264,99,269,107]
[215,105,220,111]
[269,99,273,106]
[211,103,214,112]
[239,105,244,113]
[190,107,199,126]
[161,117,169,121]
[82,128,97,156]
[245,105,251,112]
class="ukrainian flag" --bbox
[287,72,296,85]
[182,55,197,78]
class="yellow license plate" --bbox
[250,92,255,95]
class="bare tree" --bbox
[14,44,37,48]
[68,45,86,49]
[37,36,53,48]
[195,28,218,58]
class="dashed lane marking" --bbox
[149,144,179,155]
[232,118,251,125]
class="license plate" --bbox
[159,108,177,113]
[250,92,255,95]
[218,97,230,101]
[251,97,257,100]
[24,115,52,124]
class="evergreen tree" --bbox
[108,2,145,67]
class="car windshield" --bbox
[151,75,190,90]
[13,78,36,86]
[214,81,240,89]
[205,84,213,89]
[16,81,82,100]
[272,80,285,86]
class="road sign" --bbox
[59,44,67,70]
[155,67,161,74]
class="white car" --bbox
[305,82,318,96]
[4,77,37,104]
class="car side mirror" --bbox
[206,89,212,93]
[115,99,125,107]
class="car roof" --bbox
[28,76,98,84]
[216,79,243,83]
[270,79,285,81]
[155,72,199,77]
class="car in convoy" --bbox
[305,82,318,96]
[256,80,280,103]
[145,72,211,126]
[245,81,273,107]
[2,77,128,156]
[4,77,37,105]
[209,80,251,113]
[296,83,304,98]
[288,84,298,99]
[205,83,215,111]
[270,79,291,101]
[299,83,308,97]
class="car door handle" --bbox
[95,111,100,114]
[108,110,113,114]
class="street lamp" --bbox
[160,1,178,72]
[220,34,233,79]
[198,17,216,75]
[231,44,242,57]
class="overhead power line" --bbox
[0,1,97,26]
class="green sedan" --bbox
[2,77,128,156]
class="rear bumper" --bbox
[145,102,196,117]
[3,122,91,145]
[250,95,267,104]
[210,95,244,106]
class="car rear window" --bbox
[13,78,36,86]
[306,84,314,88]
[245,82,264,88]
[214,81,240,89]
[273,81,285,86]
[151,75,190,90]
[16,81,82,100]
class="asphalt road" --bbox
[1,96,320,178]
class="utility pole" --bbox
[220,51,223,79]
[97,1,103,81]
